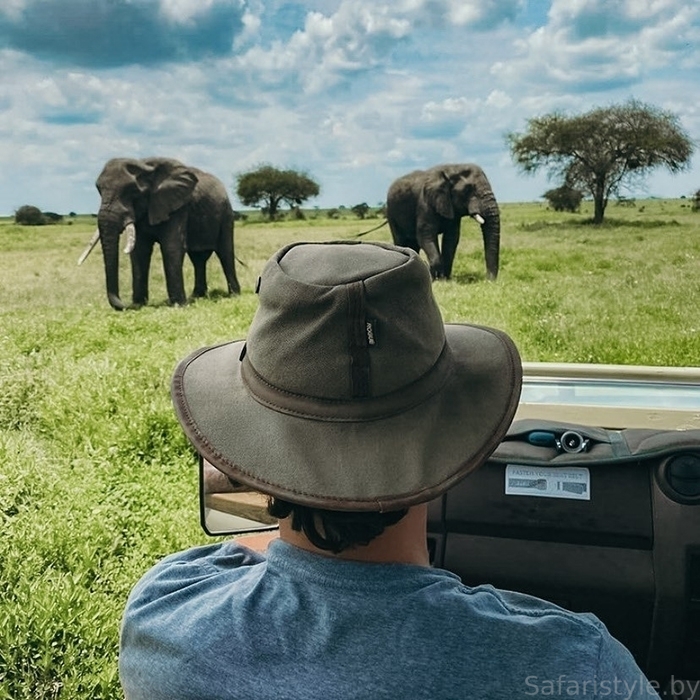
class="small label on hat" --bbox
[366,319,377,346]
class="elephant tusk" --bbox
[472,214,485,225]
[123,223,136,254]
[77,228,100,266]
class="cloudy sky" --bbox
[0,0,698,216]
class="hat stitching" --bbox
[347,280,371,398]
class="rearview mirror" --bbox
[199,455,279,536]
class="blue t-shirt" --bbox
[119,539,659,699]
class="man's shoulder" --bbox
[462,582,606,634]
[126,541,265,603]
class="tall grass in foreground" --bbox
[0,200,699,698]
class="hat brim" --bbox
[171,323,521,512]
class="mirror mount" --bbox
[199,455,279,536]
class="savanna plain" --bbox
[1,199,699,699]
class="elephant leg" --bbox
[188,250,213,298]
[214,250,240,295]
[161,238,187,306]
[417,232,444,279]
[440,222,461,280]
[130,238,154,306]
[388,220,420,254]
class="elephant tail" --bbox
[353,219,388,238]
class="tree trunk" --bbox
[593,179,606,224]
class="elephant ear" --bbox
[148,164,198,226]
[425,170,454,219]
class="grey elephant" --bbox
[79,157,241,310]
[386,163,500,280]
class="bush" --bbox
[543,186,583,213]
[14,205,47,226]
[692,189,700,212]
[327,208,341,219]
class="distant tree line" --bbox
[19,99,699,229]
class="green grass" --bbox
[1,200,699,698]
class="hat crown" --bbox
[171,239,522,510]
[246,242,446,401]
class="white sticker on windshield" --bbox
[505,464,590,500]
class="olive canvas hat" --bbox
[171,240,522,512]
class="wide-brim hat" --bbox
[172,241,522,512]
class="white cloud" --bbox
[485,90,513,109]
[235,0,520,93]
[0,0,27,20]
[159,0,243,24]
[499,0,700,90]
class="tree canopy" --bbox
[507,99,695,223]
[351,202,370,219]
[236,165,320,220]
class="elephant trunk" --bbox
[98,216,135,311]
[479,195,500,281]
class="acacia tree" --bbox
[507,100,694,224]
[351,202,370,219]
[236,165,320,220]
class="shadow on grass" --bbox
[448,271,484,284]
[187,289,241,304]
[124,289,239,310]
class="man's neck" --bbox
[279,504,430,566]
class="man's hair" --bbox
[267,498,408,554]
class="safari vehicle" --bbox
[201,362,700,698]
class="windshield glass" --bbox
[522,378,700,409]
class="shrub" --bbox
[543,186,583,213]
[327,208,340,219]
[14,205,47,225]
[692,189,700,212]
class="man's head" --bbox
[172,241,522,548]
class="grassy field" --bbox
[1,199,699,698]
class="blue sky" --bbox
[0,0,698,215]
